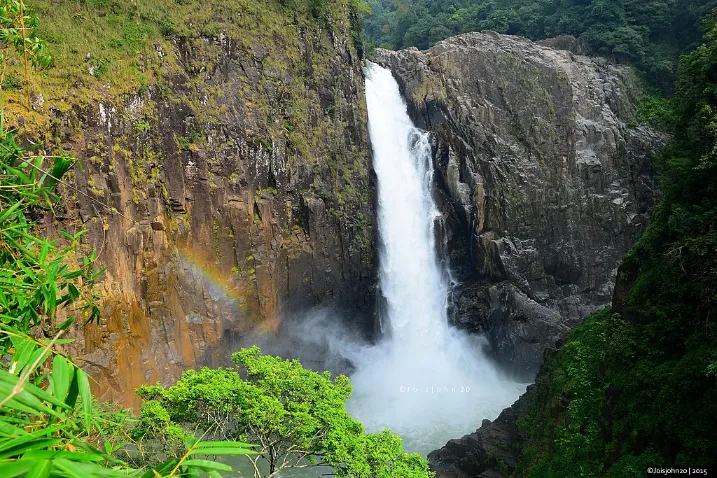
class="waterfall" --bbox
[345,63,525,455]
[370,78,447,351]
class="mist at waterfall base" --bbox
[243,305,525,459]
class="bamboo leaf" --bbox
[1,370,71,410]
[0,425,63,454]
[0,439,64,459]
[0,460,34,478]
[0,421,29,437]
[56,316,76,331]
[67,283,80,301]
[0,201,23,223]
[64,369,79,409]
[47,157,74,188]
[22,450,105,462]
[185,467,201,478]
[0,377,56,416]
[53,460,133,477]
[38,242,49,265]
[183,433,197,450]
[141,458,180,478]
[77,369,92,433]
[38,338,74,346]
[26,459,50,478]
[21,345,48,376]
[52,355,73,403]
[51,460,85,478]
[9,334,36,372]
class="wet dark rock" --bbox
[376,32,661,378]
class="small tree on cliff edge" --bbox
[134,346,433,478]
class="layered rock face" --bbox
[38,3,375,408]
[376,32,659,378]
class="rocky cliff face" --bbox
[25,1,375,408]
[375,32,660,378]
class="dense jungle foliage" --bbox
[363,0,717,93]
[513,14,717,477]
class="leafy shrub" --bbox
[1,74,23,90]
[135,346,434,478]
[636,95,677,129]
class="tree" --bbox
[135,346,433,478]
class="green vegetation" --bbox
[636,94,677,128]
[134,346,432,478]
[22,0,368,105]
[363,0,717,93]
[0,0,52,108]
[514,14,717,476]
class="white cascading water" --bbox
[345,63,525,455]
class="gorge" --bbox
[50,20,658,412]
[66,18,655,457]
[6,0,717,475]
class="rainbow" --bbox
[176,248,280,334]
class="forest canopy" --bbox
[363,0,717,93]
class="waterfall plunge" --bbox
[345,63,525,455]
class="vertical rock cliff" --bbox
[376,32,660,378]
[19,0,375,407]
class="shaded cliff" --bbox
[12,0,375,407]
[426,22,717,477]
[375,32,660,378]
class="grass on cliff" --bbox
[6,0,361,110]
